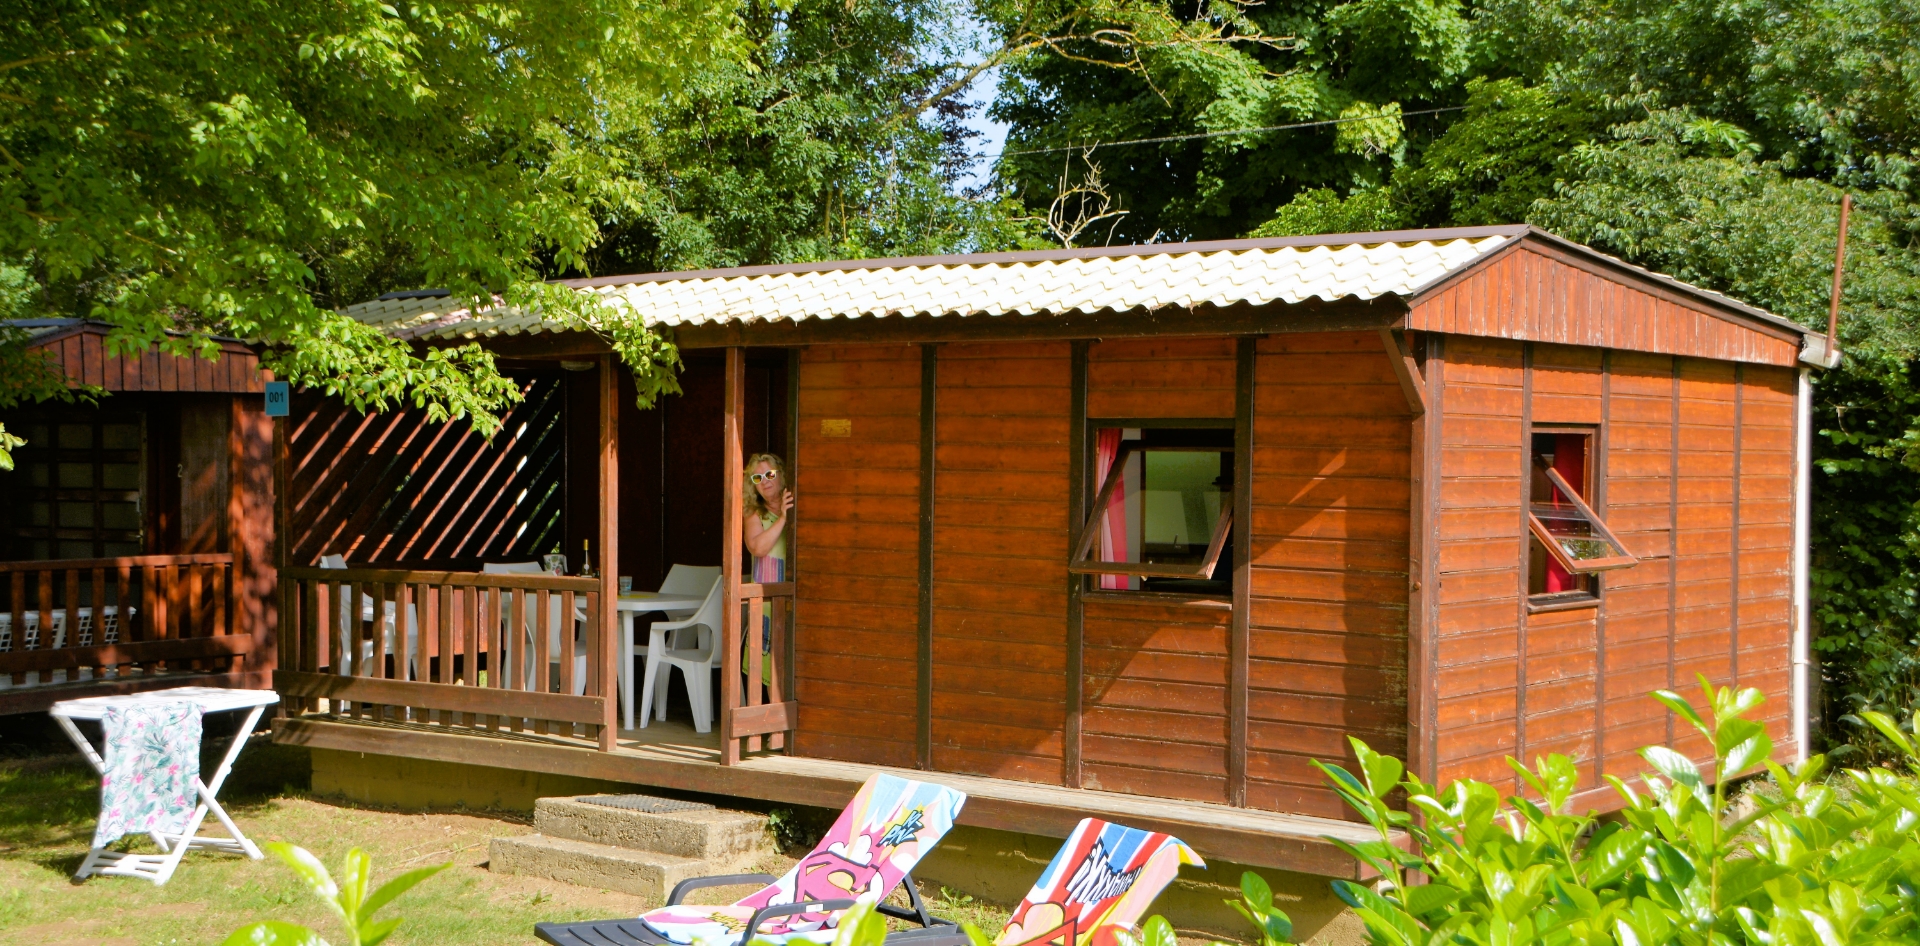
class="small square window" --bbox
[1527,429,1637,604]
[1071,427,1234,594]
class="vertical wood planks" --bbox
[1406,245,1799,367]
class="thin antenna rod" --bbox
[1827,193,1852,359]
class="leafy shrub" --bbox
[223,843,448,946]
[1315,677,1920,946]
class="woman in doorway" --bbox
[744,453,791,584]
[742,454,791,683]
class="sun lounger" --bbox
[888,818,1204,946]
[535,773,967,946]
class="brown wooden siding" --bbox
[1427,334,1798,801]
[791,345,922,767]
[1247,332,1411,821]
[1741,367,1797,755]
[35,326,268,393]
[1408,245,1800,368]
[1086,337,1237,419]
[1081,599,1231,803]
[930,342,1072,784]
[1599,351,1681,780]
[1431,336,1526,791]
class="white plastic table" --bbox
[51,686,279,885]
[615,592,703,731]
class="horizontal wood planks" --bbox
[1739,367,1796,757]
[35,326,268,393]
[1431,336,1528,790]
[1408,245,1799,367]
[1246,332,1411,821]
[931,342,1073,785]
[1598,350,1681,779]
[1430,335,1799,802]
[1087,337,1236,419]
[791,346,923,767]
[1081,599,1231,803]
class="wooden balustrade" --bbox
[277,566,616,749]
[720,580,797,762]
[0,554,247,704]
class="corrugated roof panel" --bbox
[341,236,1511,341]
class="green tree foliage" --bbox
[994,0,1920,745]
[1,0,742,441]
[1322,680,1920,946]
[567,0,1049,277]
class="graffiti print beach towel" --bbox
[995,820,1203,946]
[639,773,967,946]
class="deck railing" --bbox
[720,580,797,762]
[0,554,248,700]
[276,567,617,749]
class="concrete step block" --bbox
[488,834,710,900]
[534,796,771,865]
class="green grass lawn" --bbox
[0,735,1010,946]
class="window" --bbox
[1070,427,1234,594]
[4,410,146,560]
[1527,428,1636,605]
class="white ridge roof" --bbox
[340,234,1512,341]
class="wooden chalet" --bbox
[270,225,1828,878]
[0,319,276,714]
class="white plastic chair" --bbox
[484,562,587,695]
[655,565,720,620]
[319,555,418,678]
[641,577,726,733]
[617,565,720,730]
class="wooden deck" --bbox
[272,714,1387,879]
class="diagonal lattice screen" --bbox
[285,372,566,567]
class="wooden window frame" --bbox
[1523,425,1638,611]
[1068,440,1234,579]
[1528,462,1639,573]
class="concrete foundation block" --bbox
[536,796,771,866]
[488,834,709,901]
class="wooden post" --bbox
[598,354,621,750]
[720,347,745,764]
[917,344,938,771]
[1230,337,1255,807]
[1064,341,1088,788]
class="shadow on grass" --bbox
[0,727,314,873]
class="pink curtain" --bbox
[1095,429,1129,590]
[1543,433,1585,593]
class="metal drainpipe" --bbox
[1792,366,1813,764]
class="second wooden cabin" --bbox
[282,224,1824,883]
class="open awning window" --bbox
[1070,429,1233,585]
[1529,457,1637,575]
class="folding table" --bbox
[51,686,280,885]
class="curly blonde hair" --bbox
[744,453,789,518]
